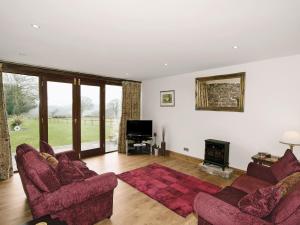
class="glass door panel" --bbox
[80,85,100,151]
[105,85,122,152]
[47,81,73,153]
[3,73,39,171]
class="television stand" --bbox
[126,137,152,155]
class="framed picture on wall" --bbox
[160,90,175,107]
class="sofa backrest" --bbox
[16,144,43,205]
[16,144,61,202]
[270,181,300,224]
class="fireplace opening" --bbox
[204,139,230,171]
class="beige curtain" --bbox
[118,81,141,153]
[0,64,13,180]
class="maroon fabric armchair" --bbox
[16,144,118,225]
[194,162,300,225]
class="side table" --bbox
[251,153,280,167]
[21,215,67,225]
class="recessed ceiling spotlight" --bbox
[232,45,239,49]
[164,63,168,66]
[125,73,129,75]
[31,24,40,29]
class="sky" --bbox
[4,72,122,109]
[47,82,122,107]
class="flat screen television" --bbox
[127,120,152,138]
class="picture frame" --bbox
[160,90,175,107]
[195,72,245,112]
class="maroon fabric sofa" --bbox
[16,144,118,225]
[194,162,300,225]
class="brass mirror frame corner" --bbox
[195,72,245,112]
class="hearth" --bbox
[204,139,230,170]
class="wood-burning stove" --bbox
[204,139,230,170]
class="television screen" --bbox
[127,120,152,138]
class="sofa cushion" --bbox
[276,172,300,196]
[246,162,277,184]
[271,149,300,182]
[56,154,85,185]
[22,151,61,192]
[213,186,247,207]
[238,185,282,218]
[40,152,58,169]
[270,181,300,224]
[40,141,55,156]
[72,160,98,178]
[232,175,272,194]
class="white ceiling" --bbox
[1,0,300,81]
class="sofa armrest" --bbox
[246,162,277,184]
[39,172,117,215]
[55,150,79,161]
[194,192,271,225]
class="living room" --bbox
[0,1,300,225]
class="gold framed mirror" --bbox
[195,72,245,112]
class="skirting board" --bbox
[166,150,245,175]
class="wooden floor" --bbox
[0,152,242,225]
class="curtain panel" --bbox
[0,64,13,180]
[118,81,141,153]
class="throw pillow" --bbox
[238,185,282,218]
[276,172,300,196]
[271,149,300,182]
[40,141,55,156]
[22,151,61,192]
[40,152,59,169]
[72,160,98,178]
[56,154,85,185]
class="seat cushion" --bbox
[22,151,61,192]
[232,175,272,194]
[214,186,247,207]
[271,149,300,182]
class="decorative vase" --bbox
[160,141,166,156]
[160,127,166,156]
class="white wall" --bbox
[142,55,300,170]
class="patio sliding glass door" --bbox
[4,73,121,160]
[43,78,105,157]
[79,80,105,157]
[44,78,75,153]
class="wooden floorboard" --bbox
[0,152,242,225]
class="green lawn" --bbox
[9,118,117,153]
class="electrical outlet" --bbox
[183,147,189,152]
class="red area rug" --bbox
[117,163,221,217]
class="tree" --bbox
[4,74,38,116]
[81,96,94,114]
[106,99,121,119]
[49,108,59,118]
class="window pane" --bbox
[3,73,39,171]
[81,85,100,151]
[47,81,72,152]
[105,85,122,152]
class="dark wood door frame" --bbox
[79,79,105,158]
[40,76,78,156]
[104,83,122,153]
[2,62,129,158]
